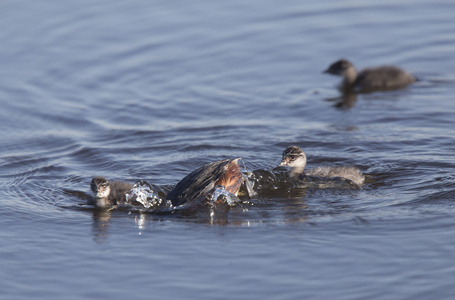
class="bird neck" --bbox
[289,166,304,177]
[95,196,111,208]
[343,66,357,85]
[288,157,306,177]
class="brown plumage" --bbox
[324,59,415,92]
[166,159,243,206]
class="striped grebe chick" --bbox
[324,59,415,92]
[279,146,364,186]
[166,158,244,206]
[89,176,133,208]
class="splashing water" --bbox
[209,186,240,206]
[238,158,258,198]
[242,174,257,198]
[126,181,168,208]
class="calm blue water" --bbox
[1,0,455,299]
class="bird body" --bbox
[89,176,133,208]
[279,146,364,186]
[324,59,415,92]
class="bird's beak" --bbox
[323,69,329,74]
[279,158,289,166]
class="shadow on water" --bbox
[325,88,358,109]
[324,84,417,110]
[86,202,254,243]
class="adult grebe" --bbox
[89,176,133,208]
[166,158,244,206]
[279,146,364,186]
[324,59,415,92]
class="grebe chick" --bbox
[89,176,133,208]
[324,59,415,91]
[279,146,364,186]
[166,158,244,206]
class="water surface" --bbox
[1,0,455,299]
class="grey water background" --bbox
[1,0,455,299]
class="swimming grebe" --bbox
[323,59,415,91]
[166,158,244,206]
[89,176,133,208]
[279,146,364,186]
